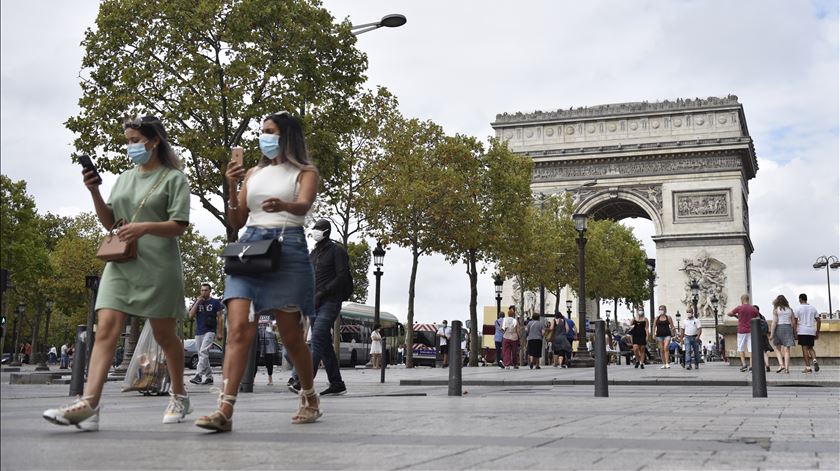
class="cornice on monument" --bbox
[493,95,742,126]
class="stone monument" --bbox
[492,96,758,329]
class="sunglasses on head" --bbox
[124,114,161,129]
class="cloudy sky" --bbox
[1,1,838,326]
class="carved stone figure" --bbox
[680,252,728,319]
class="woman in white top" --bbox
[370,325,383,369]
[195,112,321,432]
[770,294,796,373]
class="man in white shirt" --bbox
[794,293,821,373]
[682,307,703,370]
[437,320,451,367]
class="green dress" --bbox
[95,166,190,319]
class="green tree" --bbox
[180,225,225,300]
[66,0,368,241]
[436,137,534,366]
[0,176,53,354]
[346,240,370,304]
[362,118,448,368]
[48,213,105,347]
[584,219,649,307]
[321,87,400,246]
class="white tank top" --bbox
[776,307,793,325]
[246,162,307,228]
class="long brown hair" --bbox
[258,112,317,173]
[772,295,791,311]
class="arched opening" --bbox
[577,193,659,330]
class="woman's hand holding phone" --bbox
[226,147,245,184]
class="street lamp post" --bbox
[372,242,386,383]
[711,294,720,358]
[494,275,503,316]
[675,311,682,334]
[571,213,594,367]
[605,310,611,333]
[645,259,656,327]
[10,303,25,366]
[690,279,700,321]
[813,256,839,315]
[85,274,100,371]
[35,300,54,371]
[350,14,407,36]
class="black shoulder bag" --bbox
[222,237,282,276]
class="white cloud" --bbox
[1,1,837,326]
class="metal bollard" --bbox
[750,318,767,398]
[69,325,87,397]
[240,334,258,393]
[448,321,462,397]
[594,320,609,397]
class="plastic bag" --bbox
[122,320,170,395]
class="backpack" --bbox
[758,316,769,335]
[566,319,576,341]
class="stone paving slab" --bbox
[1,363,838,470]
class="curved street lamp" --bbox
[351,14,407,36]
[645,258,656,326]
[813,255,839,315]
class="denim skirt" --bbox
[223,226,314,319]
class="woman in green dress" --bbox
[43,116,192,431]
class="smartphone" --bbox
[231,147,244,166]
[78,155,102,185]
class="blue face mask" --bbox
[259,133,283,159]
[127,142,151,165]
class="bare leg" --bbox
[275,310,315,391]
[83,310,127,407]
[783,347,790,370]
[219,299,257,418]
[149,317,186,396]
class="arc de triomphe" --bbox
[492,96,758,326]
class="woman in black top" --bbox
[653,305,675,369]
[629,312,649,369]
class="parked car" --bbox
[183,339,224,370]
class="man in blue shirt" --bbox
[188,283,224,385]
[494,311,505,368]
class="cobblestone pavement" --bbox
[2,363,838,470]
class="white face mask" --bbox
[310,229,326,242]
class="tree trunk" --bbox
[467,249,479,367]
[405,245,420,368]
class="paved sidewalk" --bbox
[2,363,838,470]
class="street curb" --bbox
[399,379,840,387]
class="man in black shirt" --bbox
[291,219,351,396]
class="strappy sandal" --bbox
[291,387,322,425]
[802,367,812,373]
[775,367,785,373]
[195,380,237,432]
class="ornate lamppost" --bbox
[675,311,682,334]
[690,279,700,321]
[372,242,386,383]
[566,299,573,319]
[605,310,611,333]
[571,213,593,367]
[711,294,720,358]
[494,274,504,317]
[813,256,839,315]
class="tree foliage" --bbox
[66,0,368,241]
[362,117,447,367]
[346,240,370,304]
[321,87,400,246]
[179,225,225,299]
[434,137,533,366]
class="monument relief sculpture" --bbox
[680,252,728,319]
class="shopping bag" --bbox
[122,320,170,395]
